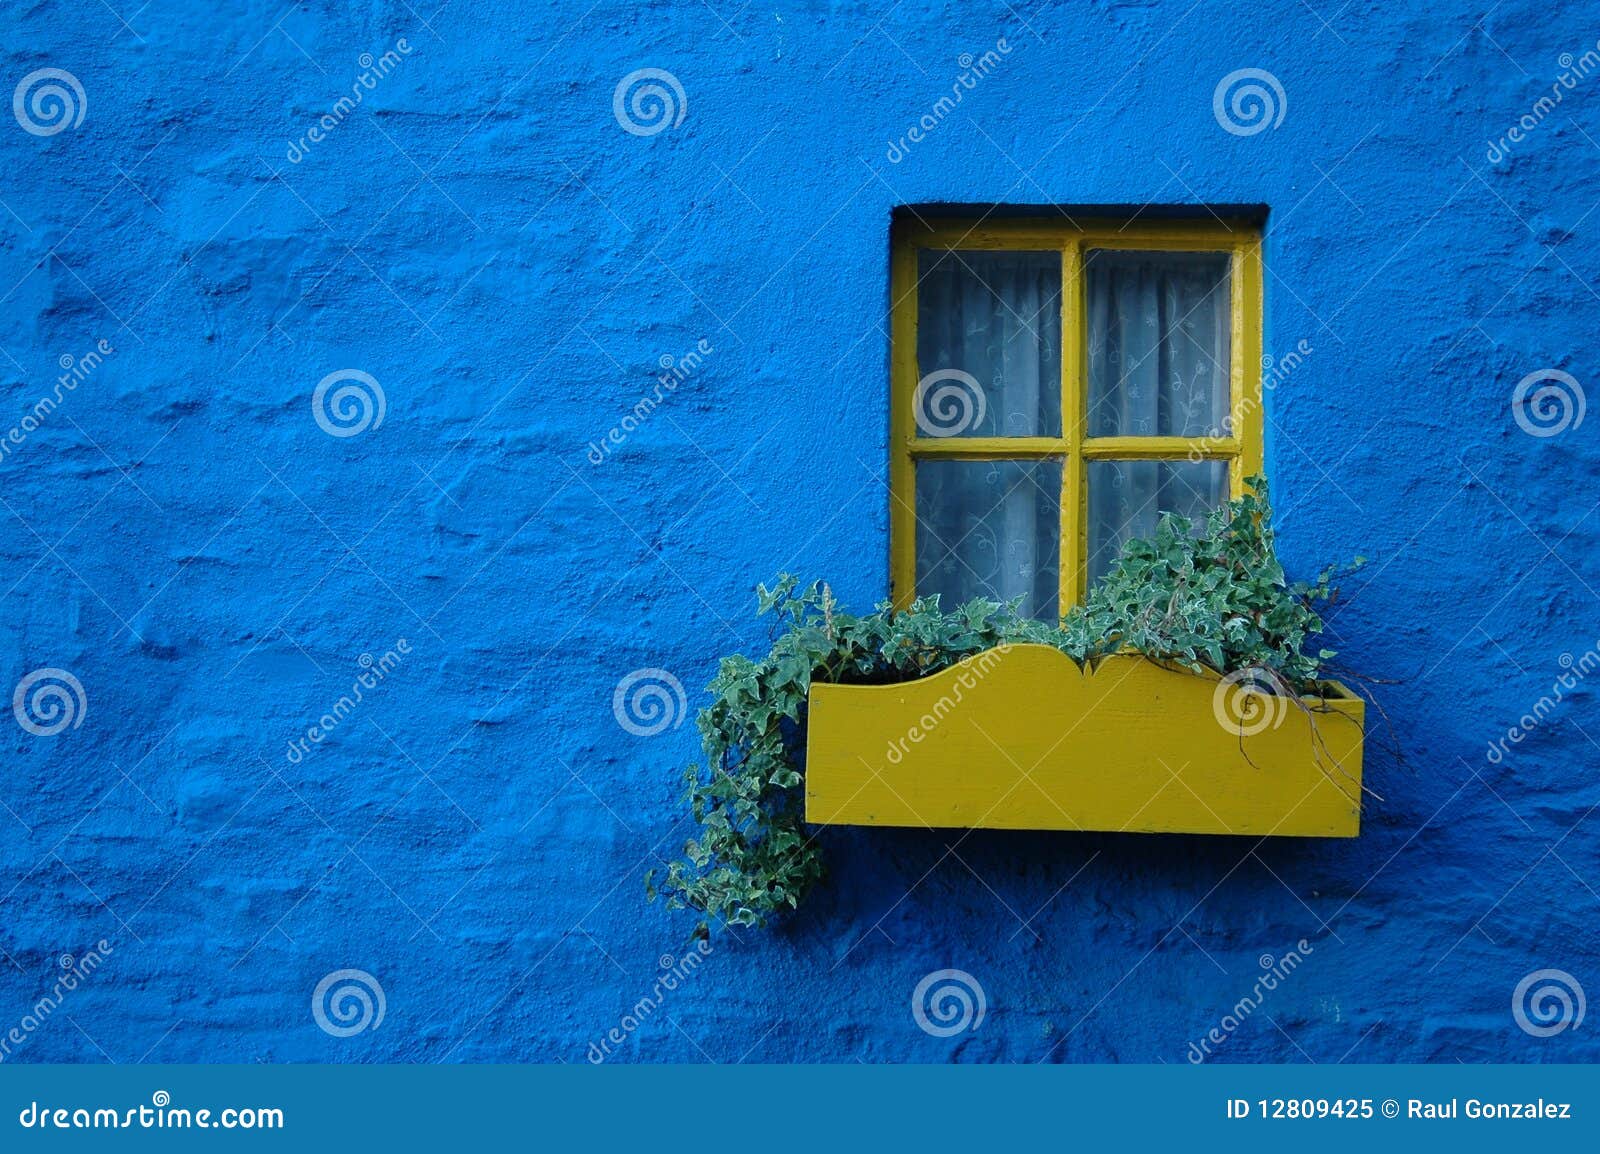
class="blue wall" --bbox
[2,0,1597,1063]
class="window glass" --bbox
[893,222,1258,615]
[916,250,1062,437]
[915,458,1063,619]
[1086,459,1229,584]
[1086,250,1230,438]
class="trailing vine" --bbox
[646,479,1364,934]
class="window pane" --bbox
[1086,250,1231,438]
[916,458,1062,619]
[1087,459,1228,585]
[916,250,1062,437]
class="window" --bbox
[890,217,1264,618]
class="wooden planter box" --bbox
[804,645,1363,836]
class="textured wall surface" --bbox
[1,0,1597,1064]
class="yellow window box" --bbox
[804,646,1363,837]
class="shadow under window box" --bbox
[804,646,1364,837]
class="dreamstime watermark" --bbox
[912,969,986,1037]
[311,968,385,1037]
[1186,941,1314,1062]
[13,68,85,136]
[1512,968,1585,1037]
[612,668,687,737]
[884,648,1008,765]
[1211,668,1287,736]
[1187,341,1313,463]
[1486,40,1600,164]
[1511,368,1584,438]
[913,369,987,437]
[312,368,386,437]
[284,639,410,764]
[586,941,714,1062]
[286,38,414,163]
[1212,68,1286,136]
[0,338,115,465]
[0,942,114,1063]
[613,68,686,136]
[17,1092,283,1131]
[12,668,86,736]
[885,38,1013,163]
[1485,639,1600,764]
[586,338,713,464]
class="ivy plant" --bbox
[647,478,1363,934]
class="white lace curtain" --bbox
[913,248,1232,615]
[1086,250,1230,438]
[915,251,1061,617]
[1085,250,1231,583]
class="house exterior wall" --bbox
[0,0,1596,1062]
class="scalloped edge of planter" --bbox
[804,645,1363,836]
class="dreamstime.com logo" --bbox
[613,68,686,136]
[1211,668,1286,736]
[911,969,986,1038]
[0,942,114,1063]
[0,338,115,466]
[12,668,86,736]
[1511,368,1584,438]
[586,338,714,464]
[1187,942,1314,1062]
[311,968,386,1037]
[612,668,687,737]
[1187,341,1313,463]
[1512,968,1585,1038]
[283,639,410,764]
[884,648,1008,765]
[13,68,85,136]
[1485,639,1600,764]
[312,369,386,437]
[884,38,1013,163]
[1485,39,1600,164]
[17,1091,283,1131]
[587,941,714,1062]
[285,37,415,164]
[913,369,987,437]
[1212,68,1286,136]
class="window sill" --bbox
[804,646,1363,837]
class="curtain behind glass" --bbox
[916,250,1062,437]
[913,250,1063,618]
[1086,460,1229,585]
[1084,250,1233,586]
[916,459,1062,619]
[1086,251,1230,438]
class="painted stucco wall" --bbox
[1,0,1597,1063]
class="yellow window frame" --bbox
[889,216,1265,614]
